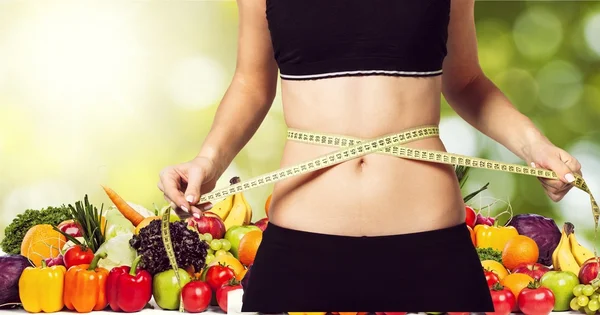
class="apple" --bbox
[540,270,580,311]
[253,218,269,232]
[578,258,600,285]
[224,225,261,258]
[512,263,551,280]
[186,212,226,240]
[57,220,83,237]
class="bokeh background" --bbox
[1,1,599,247]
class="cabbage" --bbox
[104,207,135,241]
[95,233,137,270]
[507,213,561,266]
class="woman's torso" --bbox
[264,0,465,236]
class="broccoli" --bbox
[129,220,208,276]
[1,206,72,254]
[476,247,503,264]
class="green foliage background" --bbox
[0,1,599,247]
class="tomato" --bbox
[518,285,555,315]
[182,280,212,313]
[486,283,516,315]
[205,264,235,291]
[63,245,94,269]
[485,270,500,288]
[216,278,243,313]
[465,205,477,227]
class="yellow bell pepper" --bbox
[18,260,66,313]
[474,223,519,252]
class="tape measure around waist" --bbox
[161,125,600,311]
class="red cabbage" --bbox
[0,255,32,306]
[507,214,561,266]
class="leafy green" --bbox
[95,233,136,270]
[1,206,72,254]
[65,195,106,253]
[476,247,503,263]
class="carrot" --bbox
[101,185,145,226]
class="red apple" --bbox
[578,258,600,285]
[253,218,269,232]
[57,220,83,237]
[186,212,226,240]
[512,263,551,280]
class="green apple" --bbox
[540,270,580,311]
[153,269,192,310]
[224,225,261,258]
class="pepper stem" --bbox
[41,259,47,268]
[129,255,142,276]
[88,252,107,271]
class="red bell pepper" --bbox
[106,256,152,312]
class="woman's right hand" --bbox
[158,156,220,217]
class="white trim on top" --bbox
[279,69,443,79]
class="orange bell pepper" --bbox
[474,222,518,252]
[63,252,109,313]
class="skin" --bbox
[158,0,582,236]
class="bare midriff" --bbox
[268,75,466,237]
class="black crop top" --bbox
[266,0,451,80]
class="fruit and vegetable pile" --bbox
[0,169,598,315]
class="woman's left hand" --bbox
[526,141,582,202]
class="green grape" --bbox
[207,248,214,255]
[583,306,596,315]
[575,285,586,297]
[583,285,596,296]
[210,239,222,251]
[215,249,228,257]
[588,299,600,312]
[578,295,590,307]
[572,297,582,311]
[221,239,232,251]
[205,253,215,263]
[203,233,213,242]
[591,293,600,301]
[198,233,205,241]
[226,252,233,256]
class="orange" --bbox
[238,230,263,267]
[265,194,272,218]
[481,260,509,280]
[207,255,246,280]
[501,235,539,270]
[20,224,67,267]
[500,273,534,300]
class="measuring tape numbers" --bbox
[161,125,599,312]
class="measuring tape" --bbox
[161,125,599,312]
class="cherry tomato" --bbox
[465,205,477,228]
[518,285,555,315]
[486,283,516,315]
[182,280,212,313]
[205,264,235,291]
[216,278,243,313]
[485,270,500,288]
[63,245,94,269]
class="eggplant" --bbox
[0,255,31,307]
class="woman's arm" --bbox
[441,0,581,200]
[198,0,279,175]
[441,0,547,161]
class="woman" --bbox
[158,0,582,312]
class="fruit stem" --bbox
[41,259,47,268]
[129,255,142,276]
[526,279,540,289]
[564,222,575,236]
[491,282,505,291]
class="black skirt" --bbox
[241,221,494,313]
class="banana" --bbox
[556,225,581,276]
[206,195,234,220]
[223,193,248,230]
[240,193,253,225]
[566,222,595,266]
[552,228,564,269]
